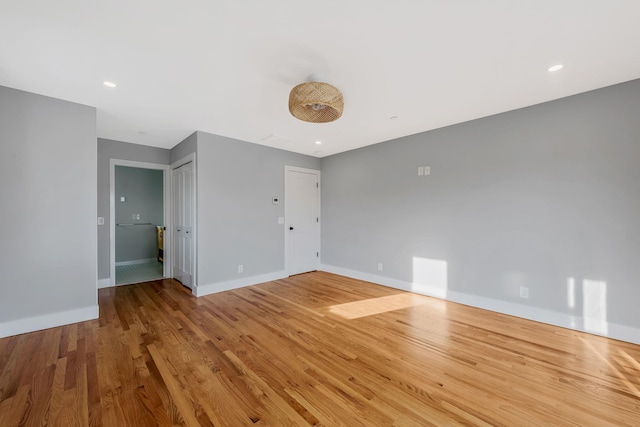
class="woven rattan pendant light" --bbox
[289,80,344,123]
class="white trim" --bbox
[0,305,99,338]
[319,264,640,346]
[110,159,171,286]
[115,258,157,267]
[171,153,197,288]
[194,271,287,297]
[284,166,320,174]
[97,278,111,289]
[284,165,321,276]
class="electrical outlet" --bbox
[238,264,244,274]
[520,286,529,298]
[418,167,424,176]
[377,262,383,271]
[424,166,430,175]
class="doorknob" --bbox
[289,226,294,230]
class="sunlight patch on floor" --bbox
[324,293,434,320]
[581,337,640,399]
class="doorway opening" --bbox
[109,159,171,286]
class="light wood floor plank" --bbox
[1,272,640,425]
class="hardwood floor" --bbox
[1,271,639,426]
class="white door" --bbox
[285,167,320,275]
[172,161,194,287]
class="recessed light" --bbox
[315,140,322,145]
[390,116,399,120]
[548,64,563,72]
[103,81,117,88]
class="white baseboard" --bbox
[194,270,288,297]
[97,278,111,289]
[320,264,640,346]
[0,305,99,338]
[115,258,157,267]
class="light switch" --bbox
[97,217,104,225]
[120,196,126,202]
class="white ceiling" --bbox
[2,1,640,158]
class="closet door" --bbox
[285,166,320,276]
[172,161,194,288]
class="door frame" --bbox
[109,159,171,286]
[284,165,321,276]
[171,153,197,290]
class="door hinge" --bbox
[316,252,319,257]
[316,217,319,223]
[316,182,319,188]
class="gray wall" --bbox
[196,131,320,286]
[170,132,197,164]
[0,86,97,323]
[97,138,170,279]
[321,78,640,331]
[115,166,164,262]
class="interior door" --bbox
[172,161,194,288]
[285,167,320,275]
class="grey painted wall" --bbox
[170,132,197,164]
[196,131,320,286]
[321,78,640,331]
[0,86,97,323]
[115,166,164,262]
[97,138,170,279]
